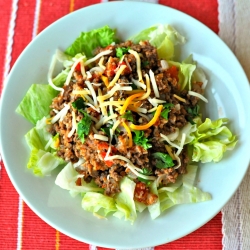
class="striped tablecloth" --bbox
[0,0,248,249]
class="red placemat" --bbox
[0,0,222,249]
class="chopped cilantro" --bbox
[152,152,174,169]
[121,110,134,122]
[131,83,138,90]
[133,130,152,149]
[138,167,153,185]
[142,60,149,67]
[186,105,200,124]
[116,47,130,58]
[72,97,86,113]
[161,103,174,120]
[77,112,92,143]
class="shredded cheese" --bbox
[127,105,147,114]
[68,110,77,138]
[98,56,106,70]
[85,80,98,107]
[95,114,118,129]
[98,85,132,101]
[122,122,133,148]
[136,73,151,100]
[148,107,157,113]
[128,49,143,82]
[65,55,86,86]
[101,75,109,87]
[188,90,208,103]
[108,64,127,87]
[131,78,146,90]
[126,163,156,180]
[51,104,70,124]
[94,134,109,141]
[173,94,186,103]
[84,49,112,66]
[148,97,166,107]
[165,145,176,160]
[149,69,160,98]
[130,105,163,130]
[119,92,144,115]
[160,133,181,150]
[72,89,91,95]
[175,133,186,156]
[98,88,107,116]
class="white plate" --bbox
[1,2,250,248]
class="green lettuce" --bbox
[25,117,64,176]
[82,192,117,217]
[16,84,57,125]
[65,25,119,58]
[130,24,186,60]
[113,177,137,224]
[158,165,211,213]
[55,162,103,193]
[190,117,237,163]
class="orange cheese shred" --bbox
[122,122,133,148]
[130,105,163,130]
[119,92,144,115]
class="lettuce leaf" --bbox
[113,177,137,224]
[130,24,186,60]
[55,162,103,193]
[82,192,117,217]
[65,25,119,58]
[158,165,211,213]
[25,117,64,176]
[16,84,58,124]
[190,117,237,163]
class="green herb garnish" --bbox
[138,168,153,185]
[133,130,152,149]
[152,152,174,169]
[186,105,200,124]
[161,103,174,120]
[72,97,86,113]
[121,110,134,122]
[116,47,130,58]
[77,112,92,143]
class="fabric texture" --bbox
[218,1,250,249]
[1,0,245,249]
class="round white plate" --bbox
[1,2,250,248]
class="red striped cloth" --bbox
[0,0,222,249]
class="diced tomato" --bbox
[166,65,179,80]
[75,62,81,72]
[97,142,117,167]
[100,151,113,167]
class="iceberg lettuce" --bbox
[190,117,237,163]
[130,24,186,60]
[65,25,119,58]
[158,165,211,213]
[25,117,64,176]
[113,177,137,224]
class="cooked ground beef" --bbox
[49,40,204,205]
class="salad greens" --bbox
[16,24,237,224]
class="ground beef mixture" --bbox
[48,40,203,206]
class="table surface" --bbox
[0,0,223,249]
